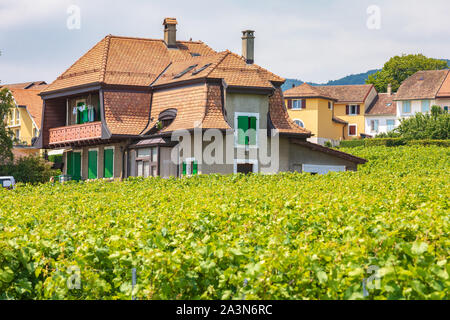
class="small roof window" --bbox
[173,64,198,79]
[192,63,212,76]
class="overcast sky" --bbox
[1,0,449,85]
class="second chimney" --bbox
[163,18,178,48]
[242,30,255,64]
[387,83,392,95]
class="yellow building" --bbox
[284,83,347,145]
[1,81,47,156]
[284,83,378,142]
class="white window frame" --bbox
[328,101,333,110]
[348,124,358,137]
[293,119,305,128]
[181,157,198,177]
[349,105,358,116]
[421,100,430,113]
[402,101,411,114]
[88,147,99,179]
[233,159,258,174]
[103,146,115,179]
[386,119,395,131]
[15,129,20,141]
[370,120,379,133]
[234,112,260,148]
[292,99,304,110]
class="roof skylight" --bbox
[192,63,212,76]
[173,64,198,79]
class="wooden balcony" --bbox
[49,121,102,146]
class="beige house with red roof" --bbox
[284,84,378,143]
[1,81,47,157]
[35,18,366,180]
[394,70,450,117]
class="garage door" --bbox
[302,164,346,175]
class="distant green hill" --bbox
[282,59,450,91]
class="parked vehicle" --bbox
[0,176,16,189]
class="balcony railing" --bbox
[49,121,102,145]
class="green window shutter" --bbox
[182,162,187,175]
[103,148,114,178]
[237,116,249,145]
[193,161,198,175]
[72,152,82,181]
[67,151,73,176]
[249,117,257,145]
[88,150,98,179]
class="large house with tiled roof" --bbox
[35,18,366,180]
[1,81,47,157]
[284,84,378,143]
[394,69,450,117]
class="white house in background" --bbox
[364,85,398,136]
[394,69,450,118]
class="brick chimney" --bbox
[242,30,255,64]
[163,18,178,48]
[387,83,392,95]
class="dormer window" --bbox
[158,108,177,129]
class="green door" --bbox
[103,148,114,178]
[88,150,98,179]
[67,151,82,181]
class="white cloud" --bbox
[0,0,449,84]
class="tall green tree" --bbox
[366,54,448,93]
[0,88,14,164]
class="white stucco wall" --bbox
[396,99,436,118]
[364,116,399,135]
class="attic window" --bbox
[192,63,212,75]
[190,53,201,57]
[173,64,198,79]
[158,108,177,128]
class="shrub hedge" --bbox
[339,139,449,148]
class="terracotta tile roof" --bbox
[202,84,230,130]
[9,87,47,129]
[394,69,449,101]
[152,50,283,89]
[317,84,374,103]
[42,35,216,94]
[0,81,47,90]
[208,51,284,88]
[103,90,151,135]
[437,70,450,98]
[152,52,227,86]
[269,88,311,136]
[145,83,209,134]
[332,116,348,125]
[284,83,337,100]
[365,93,397,116]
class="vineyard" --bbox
[0,145,448,300]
